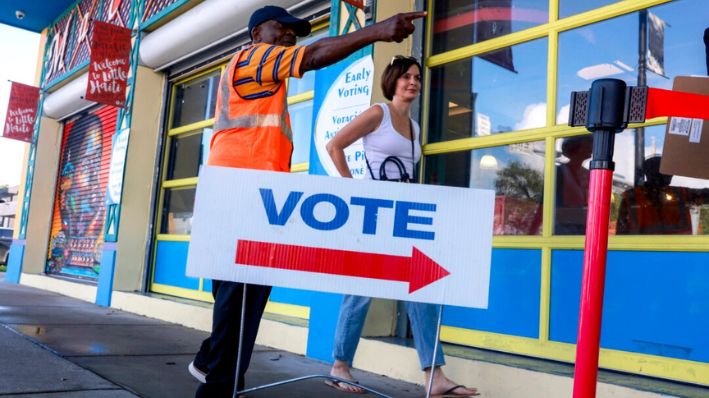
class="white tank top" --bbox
[362,103,422,180]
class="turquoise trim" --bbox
[5,241,26,284]
[18,18,55,240]
[95,1,144,314]
[96,244,117,306]
[44,59,90,90]
[47,0,83,33]
[140,0,191,31]
[329,0,340,37]
[103,4,143,242]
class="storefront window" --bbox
[559,0,620,19]
[287,29,326,96]
[171,70,220,128]
[160,187,196,235]
[166,128,213,180]
[428,38,547,143]
[430,0,548,55]
[553,135,592,235]
[611,126,709,236]
[554,128,709,236]
[557,0,708,124]
[289,101,314,165]
[425,141,545,235]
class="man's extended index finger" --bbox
[402,11,428,21]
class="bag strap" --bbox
[379,156,409,181]
[363,109,418,182]
[409,118,416,181]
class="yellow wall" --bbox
[13,28,50,240]
[22,116,63,274]
[113,66,166,291]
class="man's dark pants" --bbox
[194,280,271,397]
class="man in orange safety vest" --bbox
[189,5,427,397]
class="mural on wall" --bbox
[46,106,117,280]
[42,0,187,85]
[45,0,132,86]
[142,0,182,24]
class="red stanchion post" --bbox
[568,77,709,396]
[570,79,628,398]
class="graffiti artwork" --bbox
[46,107,116,280]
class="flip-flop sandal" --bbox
[431,384,480,397]
[324,379,366,394]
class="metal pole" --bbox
[425,304,444,398]
[232,284,247,398]
[635,10,648,186]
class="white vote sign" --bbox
[186,166,494,308]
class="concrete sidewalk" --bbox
[0,273,425,397]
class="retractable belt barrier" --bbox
[568,78,709,398]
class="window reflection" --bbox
[554,127,709,236]
[166,128,213,180]
[428,38,547,143]
[557,0,709,124]
[554,135,592,235]
[425,141,545,235]
[611,126,709,235]
[287,30,327,96]
[161,188,196,235]
[559,0,620,19]
[430,0,548,55]
[171,71,220,128]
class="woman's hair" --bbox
[381,56,421,101]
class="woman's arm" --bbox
[326,105,383,178]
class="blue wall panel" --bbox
[442,249,541,338]
[270,287,313,307]
[153,241,199,290]
[203,278,212,293]
[550,250,709,362]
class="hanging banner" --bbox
[342,0,365,8]
[2,82,40,143]
[647,12,666,77]
[85,21,131,107]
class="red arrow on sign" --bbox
[235,240,450,293]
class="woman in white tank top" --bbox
[325,57,479,397]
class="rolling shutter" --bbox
[46,105,118,280]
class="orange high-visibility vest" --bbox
[207,49,293,172]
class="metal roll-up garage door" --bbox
[46,105,118,280]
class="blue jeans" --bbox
[333,295,445,370]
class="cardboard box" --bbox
[660,76,709,179]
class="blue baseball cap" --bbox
[248,6,312,39]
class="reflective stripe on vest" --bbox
[214,48,292,142]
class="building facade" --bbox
[6,0,708,395]
[0,186,19,229]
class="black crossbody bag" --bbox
[364,119,417,183]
